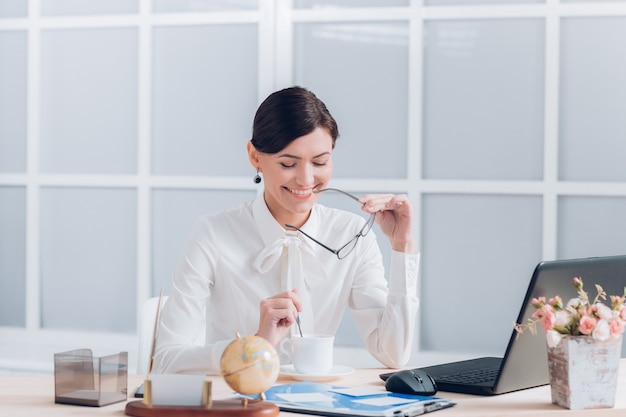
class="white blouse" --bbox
[153,193,420,374]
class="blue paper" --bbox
[264,382,454,417]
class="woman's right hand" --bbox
[256,289,302,346]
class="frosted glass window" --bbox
[41,0,138,16]
[295,22,409,179]
[425,0,539,4]
[563,0,625,2]
[0,187,26,327]
[559,17,626,182]
[0,31,26,173]
[295,0,408,7]
[153,0,258,12]
[0,0,26,17]
[423,19,544,180]
[40,28,138,174]
[40,187,137,333]
[557,197,626,260]
[152,25,258,176]
[151,189,256,294]
[421,194,543,353]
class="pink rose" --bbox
[549,296,563,309]
[573,277,583,290]
[531,297,544,308]
[540,309,556,332]
[578,315,597,335]
[620,307,626,322]
[609,318,625,338]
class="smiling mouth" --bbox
[285,187,314,196]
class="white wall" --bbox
[1,0,626,374]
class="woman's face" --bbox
[251,127,334,228]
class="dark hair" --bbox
[250,86,339,154]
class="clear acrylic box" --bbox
[54,348,128,407]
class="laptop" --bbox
[381,255,626,396]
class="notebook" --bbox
[381,255,626,396]
[264,381,454,416]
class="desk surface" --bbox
[2,361,625,417]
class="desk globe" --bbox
[220,333,280,401]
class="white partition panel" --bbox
[152,25,258,176]
[154,0,259,12]
[423,18,545,181]
[0,30,26,173]
[0,1,26,17]
[0,187,26,327]
[421,194,543,353]
[40,187,137,333]
[40,28,138,175]
[41,0,138,16]
[425,0,540,4]
[295,0,409,7]
[559,17,626,182]
[562,0,626,2]
[558,197,626,260]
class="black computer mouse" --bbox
[384,369,438,396]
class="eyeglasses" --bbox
[285,188,375,259]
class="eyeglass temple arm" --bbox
[316,189,376,228]
[284,224,339,256]
[313,188,361,203]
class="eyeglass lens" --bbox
[286,188,375,259]
[337,210,375,259]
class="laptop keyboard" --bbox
[435,367,500,385]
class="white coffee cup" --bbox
[280,334,334,375]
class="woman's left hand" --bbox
[358,193,415,254]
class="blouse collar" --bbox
[252,192,320,250]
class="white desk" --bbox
[2,360,625,416]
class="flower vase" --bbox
[547,335,622,410]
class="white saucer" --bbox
[279,364,355,382]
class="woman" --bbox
[154,86,419,374]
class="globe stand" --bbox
[241,392,265,407]
[125,378,279,417]
[126,332,281,417]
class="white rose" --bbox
[546,330,562,348]
[566,298,580,309]
[592,319,610,341]
[554,310,570,327]
[596,303,613,321]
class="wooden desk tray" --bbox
[125,400,279,417]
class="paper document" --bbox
[264,382,454,417]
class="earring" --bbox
[253,169,262,184]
